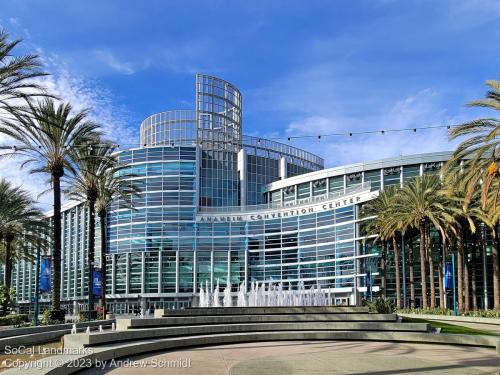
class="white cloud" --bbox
[8,17,20,26]
[160,38,224,75]
[93,49,144,75]
[267,88,466,168]
[0,49,137,210]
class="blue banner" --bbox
[444,262,452,290]
[92,270,102,297]
[39,257,51,293]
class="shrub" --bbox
[367,297,395,314]
[396,308,500,318]
[78,310,97,322]
[0,314,29,326]
[41,308,66,325]
[0,286,17,315]
[396,307,454,316]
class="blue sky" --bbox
[1,0,499,205]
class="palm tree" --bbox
[445,80,500,310]
[0,179,48,314]
[0,99,99,315]
[65,140,116,318]
[95,160,141,318]
[362,186,402,306]
[0,29,49,122]
[393,175,445,308]
[470,183,500,311]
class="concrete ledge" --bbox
[119,313,397,330]
[399,313,500,325]
[159,306,369,316]
[0,320,115,351]
[5,330,499,375]
[0,320,115,339]
[64,322,430,348]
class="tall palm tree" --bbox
[95,161,141,317]
[0,179,48,314]
[65,140,116,318]
[0,99,99,315]
[67,141,140,318]
[0,29,49,122]
[442,159,487,312]
[393,175,445,308]
[362,186,402,306]
[470,182,500,311]
[445,80,500,310]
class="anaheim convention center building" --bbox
[8,75,494,314]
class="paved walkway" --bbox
[81,340,500,375]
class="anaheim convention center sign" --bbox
[197,190,378,222]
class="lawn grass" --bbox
[403,317,499,336]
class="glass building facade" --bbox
[7,75,496,313]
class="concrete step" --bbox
[120,313,397,330]
[39,330,499,375]
[65,321,431,348]
[158,306,369,317]
[0,321,114,352]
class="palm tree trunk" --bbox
[471,235,478,311]
[88,199,96,319]
[2,238,13,314]
[427,224,435,309]
[463,230,470,311]
[51,174,62,312]
[99,210,107,319]
[381,241,387,298]
[409,237,415,309]
[464,251,470,312]
[392,236,401,309]
[419,222,428,308]
[429,254,436,309]
[456,229,465,313]
[493,226,500,311]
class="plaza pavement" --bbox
[80,340,500,375]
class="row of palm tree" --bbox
[0,29,137,319]
[363,80,500,311]
[0,180,49,314]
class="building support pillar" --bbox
[238,149,247,206]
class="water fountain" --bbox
[223,283,232,307]
[212,279,221,307]
[197,280,335,308]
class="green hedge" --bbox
[396,307,500,318]
[365,297,395,314]
[0,314,29,326]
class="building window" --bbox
[329,176,344,193]
[297,182,311,199]
[364,170,381,191]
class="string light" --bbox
[6,123,457,151]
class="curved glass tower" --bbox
[102,74,324,311]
